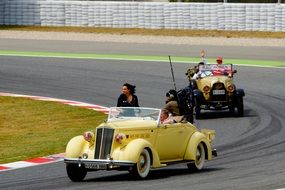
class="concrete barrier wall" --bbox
[0,1,4,25]
[1,0,285,32]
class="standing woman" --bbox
[117,83,139,107]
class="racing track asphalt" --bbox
[0,39,285,190]
[1,38,285,62]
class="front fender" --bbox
[65,135,89,158]
[184,132,213,161]
[193,89,202,98]
[236,89,245,97]
[112,138,164,168]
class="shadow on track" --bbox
[195,108,254,120]
[84,167,222,182]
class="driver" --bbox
[160,109,186,124]
[160,109,175,124]
[216,56,223,64]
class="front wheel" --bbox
[130,149,151,179]
[187,143,205,171]
[66,164,87,182]
[229,103,235,115]
[236,96,244,117]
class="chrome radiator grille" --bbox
[94,127,114,159]
[211,83,227,101]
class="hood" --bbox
[98,119,157,129]
[197,76,234,88]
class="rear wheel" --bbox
[66,164,87,182]
[187,143,205,171]
[194,98,201,119]
[130,149,151,179]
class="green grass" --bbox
[0,96,106,164]
[0,50,284,68]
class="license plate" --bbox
[85,163,107,169]
[213,90,225,95]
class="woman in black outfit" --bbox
[117,83,139,107]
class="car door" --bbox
[155,123,194,161]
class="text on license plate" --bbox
[213,90,225,95]
[85,163,107,169]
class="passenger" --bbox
[214,56,233,76]
[192,62,205,80]
[160,109,175,124]
[117,83,139,107]
[164,89,180,116]
[185,65,198,81]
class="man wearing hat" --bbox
[216,56,223,64]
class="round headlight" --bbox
[83,131,94,142]
[203,86,210,92]
[115,133,126,144]
[227,85,235,92]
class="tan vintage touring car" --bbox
[189,64,245,119]
[64,107,217,181]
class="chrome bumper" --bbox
[64,158,135,169]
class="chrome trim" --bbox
[99,127,104,158]
[95,127,114,159]
[64,158,135,167]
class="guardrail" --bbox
[1,0,284,32]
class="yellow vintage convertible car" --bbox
[64,107,217,181]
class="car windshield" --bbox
[200,64,233,77]
[107,107,161,123]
